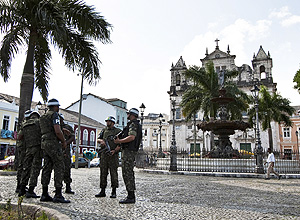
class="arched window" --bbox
[260,65,267,79]
[90,131,95,146]
[176,74,181,86]
[83,129,88,145]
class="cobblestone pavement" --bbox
[1,168,300,219]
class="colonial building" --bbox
[141,113,169,154]
[278,106,300,159]
[169,39,279,154]
[67,93,128,130]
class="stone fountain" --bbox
[197,88,250,158]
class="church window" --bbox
[90,131,95,146]
[176,74,181,86]
[216,66,220,73]
[83,129,88,145]
[260,65,267,79]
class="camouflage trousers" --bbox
[121,149,137,191]
[16,146,26,186]
[100,153,119,188]
[41,140,64,188]
[21,146,42,187]
[63,145,72,184]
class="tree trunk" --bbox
[268,127,273,151]
[18,34,35,125]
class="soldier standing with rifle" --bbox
[59,114,75,194]
[114,108,142,204]
[95,116,121,198]
[39,99,70,203]
[18,111,42,198]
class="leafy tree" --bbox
[0,0,112,123]
[181,61,250,121]
[293,68,300,93]
[248,85,295,150]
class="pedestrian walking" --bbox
[39,99,70,203]
[264,148,281,180]
[18,111,42,198]
[95,116,121,198]
[114,108,142,204]
[59,113,75,194]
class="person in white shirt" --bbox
[264,148,281,180]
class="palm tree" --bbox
[0,0,112,123]
[181,61,250,121]
[248,85,295,151]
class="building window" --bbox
[14,117,18,132]
[175,108,181,119]
[2,115,10,130]
[122,117,125,126]
[90,131,95,146]
[83,129,88,145]
[117,116,120,125]
[176,74,181,86]
[283,127,290,138]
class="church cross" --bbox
[215,38,220,49]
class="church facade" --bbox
[169,40,279,154]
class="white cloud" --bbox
[281,15,300,27]
[269,6,291,18]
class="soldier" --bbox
[39,99,70,203]
[59,113,75,194]
[18,111,42,198]
[15,110,31,193]
[95,116,121,198]
[114,108,142,204]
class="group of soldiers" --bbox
[96,108,142,204]
[16,98,74,203]
[15,97,142,204]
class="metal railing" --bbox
[144,150,300,174]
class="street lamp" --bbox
[158,113,163,157]
[169,89,178,171]
[36,101,47,114]
[251,83,264,174]
[296,130,298,154]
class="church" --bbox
[169,39,279,154]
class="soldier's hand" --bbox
[62,141,67,149]
[114,137,121,144]
[62,128,71,136]
[110,150,116,155]
[98,139,105,146]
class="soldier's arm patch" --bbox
[128,123,137,137]
[52,112,60,125]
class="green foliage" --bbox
[0,0,112,101]
[181,61,250,121]
[293,68,300,93]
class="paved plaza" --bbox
[1,168,300,219]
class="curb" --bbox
[0,202,71,220]
[0,171,17,176]
[142,169,300,179]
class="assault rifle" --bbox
[98,135,115,156]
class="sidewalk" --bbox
[1,168,300,219]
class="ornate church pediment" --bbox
[254,46,269,60]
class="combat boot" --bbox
[18,185,26,197]
[65,183,75,194]
[40,186,53,202]
[119,191,135,204]
[15,184,21,193]
[26,186,40,198]
[110,188,117,198]
[53,187,70,203]
[95,188,106,197]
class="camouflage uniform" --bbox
[20,117,42,188]
[99,126,122,189]
[40,110,65,188]
[62,123,74,185]
[121,119,140,192]
[16,119,26,192]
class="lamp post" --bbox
[135,103,146,168]
[251,83,264,174]
[296,130,298,154]
[169,89,178,171]
[158,113,163,157]
[36,101,47,114]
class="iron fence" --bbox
[145,150,300,174]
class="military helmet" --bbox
[30,111,40,118]
[105,116,116,123]
[127,108,139,117]
[24,110,32,118]
[59,113,65,120]
[47,98,60,106]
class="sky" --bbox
[1,0,300,116]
